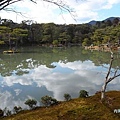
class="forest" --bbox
[0,17,120,48]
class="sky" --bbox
[1,0,120,24]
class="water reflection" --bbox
[0,47,120,111]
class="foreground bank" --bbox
[1,91,120,120]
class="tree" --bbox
[12,28,28,46]
[113,18,119,26]
[96,21,101,28]
[79,90,89,98]
[29,23,42,43]
[106,20,112,27]
[82,38,91,46]
[24,99,37,109]
[101,50,120,101]
[0,25,28,47]
[58,32,71,45]
[41,95,58,106]
[0,26,12,48]
[64,93,71,101]
[41,23,53,44]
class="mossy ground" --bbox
[1,91,120,120]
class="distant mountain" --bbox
[88,20,97,25]
[104,17,120,22]
[88,17,120,25]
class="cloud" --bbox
[0,0,120,24]
[1,76,33,86]
[0,91,26,111]
[14,89,22,96]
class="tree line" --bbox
[0,17,120,48]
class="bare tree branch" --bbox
[107,74,120,84]
[0,0,22,10]
[0,0,74,13]
[0,0,76,21]
[3,7,28,18]
[42,0,75,16]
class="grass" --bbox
[1,91,120,120]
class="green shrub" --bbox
[64,93,71,101]
[41,95,58,106]
[14,106,22,114]
[79,90,89,98]
[52,40,59,45]
[0,109,4,117]
[25,99,37,109]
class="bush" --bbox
[0,109,4,117]
[52,40,59,45]
[79,90,89,98]
[3,107,11,116]
[64,93,71,101]
[14,106,22,114]
[41,95,58,106]
[25,99,37,109]
[0,40,5,45]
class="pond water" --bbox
[0,46,120,110]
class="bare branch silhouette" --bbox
[0,0,76,21]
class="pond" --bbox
[0,46,120,111]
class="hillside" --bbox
[1,91,120,120]
[88,17,120,25]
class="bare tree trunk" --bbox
[101,82,107,100]
[101,49,120,101]
[101,51,113,100]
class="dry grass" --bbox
[1,91,120,120]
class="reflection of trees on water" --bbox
[0,55,40,76]
[81,49,120,67]
[0,54,16,76]
[0,46,120,77]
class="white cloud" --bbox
[0,90,40,112]
[0,91,26,111]
[14,89,22,96]
[0,0,120,24]
[56,60,96,70]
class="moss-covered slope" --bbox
[1,91,120,120]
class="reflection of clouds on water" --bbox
[1,76,34,86]
[40,61,105,99]
[0,60,120,109]
[57,60,96,70]
[14,89,22,96]
[0,91,26,111]
[0,90,40,111]
[0,61,102,99]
